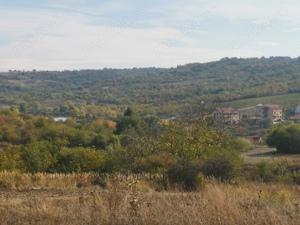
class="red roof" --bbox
[245,136,262,142]
[289,114,300,120]
[265,104,281,109]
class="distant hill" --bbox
[1,56,300,116]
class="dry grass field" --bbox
[0,173,300,225]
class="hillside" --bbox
[1,56,300,116]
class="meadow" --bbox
[0,172,299,225]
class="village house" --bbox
[256,104,284,123]
[289,102,300,123]
[245,136,263,143]
[289,114,300,123]
[212,107,240,124]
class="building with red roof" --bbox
[212,107,240,124]
[256,104,283,124]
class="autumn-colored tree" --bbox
[0,144,24,172]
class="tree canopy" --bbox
[1,57,300,118]
[266,123,300,154]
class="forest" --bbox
[1,56,300,119]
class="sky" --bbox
[1,0,300,71]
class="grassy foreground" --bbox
[0,172,300,225]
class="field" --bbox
[224,93,300,109]
[241,145,300,165]
[0,173,300,225]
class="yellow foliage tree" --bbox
[0,144,24,172]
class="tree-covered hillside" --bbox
[1,56,300,117]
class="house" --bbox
[295,102,300,115]
[256,104,283,124]
[288,102,300,123]
[245,136,263,143]
[289,114,300,123]
[212,107,240,124]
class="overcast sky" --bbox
[1,0,300,71]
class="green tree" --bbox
[143,115,160,128]
[19,102,28,113]
[21,138,68,173]
[91,133,112,149]
[57,147,107,173]
[124,107,134,116]
[60,105,69,114]
[115,116,146,134]
[261,118,273,129]
[266,123,300,154]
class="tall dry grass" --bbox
[0,171,81,189]
[0,172,299,225]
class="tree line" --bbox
[2,57,300,118]
[1,102,300,189]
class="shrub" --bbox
[0,144,24,172]
[291,171,300,184]
[195,172,206,189]
[0,180,9,189]
[254,161,274,182]
[266,123,300,154]
[89,172,107,188]
[201,149,243,181]
[132,154,175,174]
[57,147,107,173]
[21,139,67,173]
[231,137,255,151]
[166,158,202,191]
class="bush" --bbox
[291,171,300,184]
[21,139,67,173]
[132,154,175,174]
[249,159,298,183]
[166,159,202,191]
[89,172,107,188]
[195,172,206,189]
[0,180,9,189]
[254,161,275,182]
[201,149,243,181]
[231,137,255,151]
[57,147,107,173]
[266,123,300,154]
[0,144,24,172]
